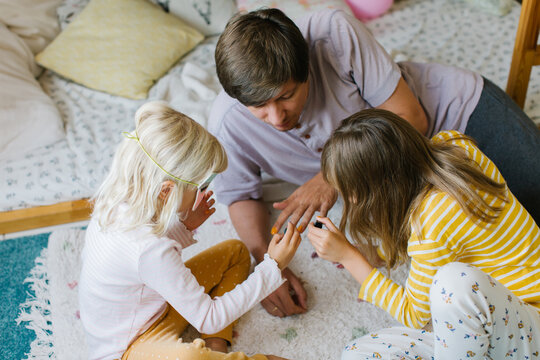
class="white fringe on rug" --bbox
[16,228,89,360]
[16,247,56,360]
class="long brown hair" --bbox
[321,109,507,268]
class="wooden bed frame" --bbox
[0,199,92,235]
[1,0,538,236]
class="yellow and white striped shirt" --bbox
[359,130,540,329]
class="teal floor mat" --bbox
[0,233,50,360]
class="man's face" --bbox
[247,80,309,132]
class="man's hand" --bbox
[261,267,307,317]
[272,172,337,234]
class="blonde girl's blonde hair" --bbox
[321,109,507,269]
[92,101,228,236]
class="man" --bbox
[208,8,540,318]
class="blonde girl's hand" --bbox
[307,216,354,264]
[183,191,216,231]
[267,222,302,270]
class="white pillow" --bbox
[236,0,353,21]
[0,0,63,58]
[0,23,64,161]
[153,0,238,36]
[0,0,65,161]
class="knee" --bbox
[222,239,251,264]
[220,239,247,253]
[431,262,472,288]
[430,262,488,311]
[227,239,249,255]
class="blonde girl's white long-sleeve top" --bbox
[79,209,285,360]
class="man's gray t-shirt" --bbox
[208,9,483,206]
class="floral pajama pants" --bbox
[342,262,540,360]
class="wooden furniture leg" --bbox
[506,0,540,108]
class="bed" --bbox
[1,0,539,235]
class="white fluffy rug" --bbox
[17,181,409,360]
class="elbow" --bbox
[415,108,428,136]
[196,322,228,335]
[193,308,232,335]
[396,107,428,135]
[194,316,230,334]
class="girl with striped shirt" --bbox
[307,109,540,359]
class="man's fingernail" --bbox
[297,225,303,232]
[271,227,277,235]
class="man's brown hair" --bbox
[215,8,309,106]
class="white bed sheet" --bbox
[1,0,538,212]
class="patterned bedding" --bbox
[1,0,538,212]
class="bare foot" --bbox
[266,355,289,360]
[204,337,228,353]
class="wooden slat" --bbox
[534,46,540,65]
[0,199,93,235]
[506,0,540,108]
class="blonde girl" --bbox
[79,101,300,360]
[307,109,540,359]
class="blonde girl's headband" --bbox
[122,131,199,187]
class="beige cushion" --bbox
[36,0,204,99]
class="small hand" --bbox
[306,216,353,264]
[309,217,374,285]
[272,172,337,235]
[267,222,302,270]
[183,191,216,231]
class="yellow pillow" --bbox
[36,0,204,99]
